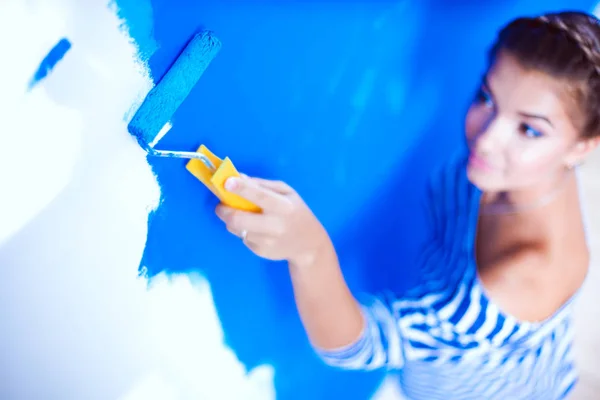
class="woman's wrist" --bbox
[287,233,336,272]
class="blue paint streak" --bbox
[116,0,598,399]
[28,38,71,90]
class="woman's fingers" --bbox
[216,205,284,236]
[225,176,292,212]
[217,176,300,260]
[221,213,278,254]
[239,173,292,194]
[250,177,293,194]
[242,232,276,249]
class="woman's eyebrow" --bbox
[518,112,554,127]
[483,75,553,128]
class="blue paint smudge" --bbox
[28,38,71,90]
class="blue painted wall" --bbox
[116,1,596,398]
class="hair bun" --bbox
[538,14,600,77]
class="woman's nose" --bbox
[471,117,508,155]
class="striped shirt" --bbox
[316,153,581,400]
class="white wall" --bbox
[0,1,274,399]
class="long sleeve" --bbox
[313,294,405,371]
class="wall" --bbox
[0,0,597,399]
[0,1,273,399]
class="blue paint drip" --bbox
[28,38,71,90]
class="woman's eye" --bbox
[476,88,494,108]
[520,123,544,138]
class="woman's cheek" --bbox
[507,146,558,181]
[465,108,479,141]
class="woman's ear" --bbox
[565,136,600,168]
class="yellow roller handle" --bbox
[185,145,261,213]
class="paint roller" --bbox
[127,30,260,212]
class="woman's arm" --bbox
[215,175,404,370]
[287,239,364,351]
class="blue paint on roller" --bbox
[28,38,71,90]
[127,30,221,150]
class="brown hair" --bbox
[490,11,600,138]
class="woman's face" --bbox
[465,51,588,192]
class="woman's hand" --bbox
[216,175,365,351]
[215,175,331,266]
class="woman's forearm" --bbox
[287,240,365,350]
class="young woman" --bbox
[215,11,600,399]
